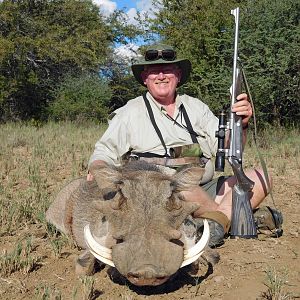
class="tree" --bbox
[101,50,146,111]
[240,0,300,126]
[48,73,111,122]
[0,0,111,121]
[143,0,300,126]
[103,10,145,111]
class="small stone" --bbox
[214,275,225,283]
[289,230,299,237]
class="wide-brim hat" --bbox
[131,44,191,87]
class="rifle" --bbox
[215,7,257,238]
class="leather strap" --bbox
[201,211,231,233]
[240,63,278,213]
[134,156,206,167]
[180,104,198,143]
[143,93,169,158]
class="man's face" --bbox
[141,64,182,102]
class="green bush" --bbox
[48,73,111,122]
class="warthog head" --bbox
[84,162,210,286]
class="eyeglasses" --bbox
[145,49,176,61]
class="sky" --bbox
[92,0,158,59]
[93,0,156,22]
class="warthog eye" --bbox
[103,190,118,200]
[170,239,184,247]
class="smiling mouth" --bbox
[155,81,169,84]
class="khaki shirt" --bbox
[89,92,218,167]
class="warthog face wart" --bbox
[46,161,210,286]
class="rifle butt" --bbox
[230,187,257,238]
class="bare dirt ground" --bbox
[0,123,299,300]
[1,166,299,300]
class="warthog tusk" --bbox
[183,218,210,258]
[84,224,115,267]
[180,218,210,268]
[84,224,112,255]
[88,248,115,267]
[180,251,204,268]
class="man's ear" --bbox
[176,69,182,84]
[141,70,148,85]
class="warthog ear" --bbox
[173,166,205,191]
[167,200,200,228]
[90,165,123,191]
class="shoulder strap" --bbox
[180,104,199,143]
[143,93,170,158]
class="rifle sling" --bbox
[240,64,279,217]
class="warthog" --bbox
[46,161,218,286]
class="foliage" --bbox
[106,9,142,45]
[101,51,146,111]
[240,0,300,127]
[101,9,145,110]
[0,0,299,126]
[48,73,111,122]
[146,0,300,126]
[0,0,111,121]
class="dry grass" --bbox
[246,127,300,175]
[0,122,299,299]
[260,267,293,300]
[35,284,62,300]
[0,237,40,276]
[0,121,106,236]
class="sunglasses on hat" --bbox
[145,49,176,61]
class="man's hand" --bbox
[86,160,107,181]
[231,93,252,128]
[87,172,94,181]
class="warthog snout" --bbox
[127,265,169,286]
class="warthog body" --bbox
[46,161,217,286]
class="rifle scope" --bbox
[215,110,227,172]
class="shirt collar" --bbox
[146,92,183,116]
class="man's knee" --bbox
[251,168,272,194]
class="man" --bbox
[88,44,280,246]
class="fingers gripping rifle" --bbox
[215,7,257,238]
